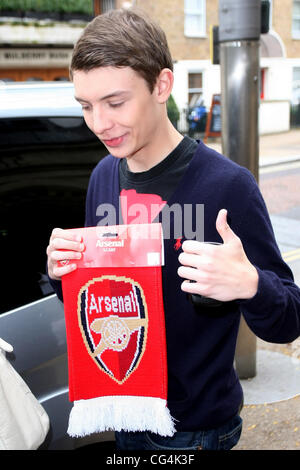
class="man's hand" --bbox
[177,209,258,301]
[46,228,85,281]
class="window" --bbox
[184,0,206,37]
[292,0,300,38]
[292,67,300,104]
[188,72,203,107]
[291,67,300,127]
[102,0,115,12]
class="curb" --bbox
[259,155,300,168]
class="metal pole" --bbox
[220,40,260,179]
[219,0,261,379]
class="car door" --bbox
[0,109,112,449]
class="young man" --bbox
[47,8,300,450]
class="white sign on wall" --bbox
[0,48,73,68]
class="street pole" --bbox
[219,0,261,379]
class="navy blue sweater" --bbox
[52,140,300,431]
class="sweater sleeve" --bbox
[235,182,300,343]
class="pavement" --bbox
[207,129,300,451]
[207,128,300,167]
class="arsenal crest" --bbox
[77,275,148,384]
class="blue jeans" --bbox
[115,413,242,451]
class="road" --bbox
[259,160,300,286]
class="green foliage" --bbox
[167,94,180,126]
[0,0,93,15]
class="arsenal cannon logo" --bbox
[77,275,148,384]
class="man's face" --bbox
[73,66,162,164]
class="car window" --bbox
[0,116,106,314]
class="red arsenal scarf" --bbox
[60,223,175,437]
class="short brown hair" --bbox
[70,8,173,93]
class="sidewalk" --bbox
[206,129,300,450]
[258,129,300,165]
[206,128,300,166]
[234,338,300,450]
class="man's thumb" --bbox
[216,209,237,244]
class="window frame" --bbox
[188,70,204,107]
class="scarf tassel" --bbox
[67,395,176,438]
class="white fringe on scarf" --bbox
[67,395,176,437]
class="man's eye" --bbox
[109,102,123,108]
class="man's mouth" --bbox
[103,135,126,147]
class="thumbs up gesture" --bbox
[177,209,259,302]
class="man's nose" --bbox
[92,109,113,135]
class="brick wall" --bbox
[136,0,217,61]
[273,0,300,57]
[135,0,300,61]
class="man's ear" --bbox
[154,68,174,104]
